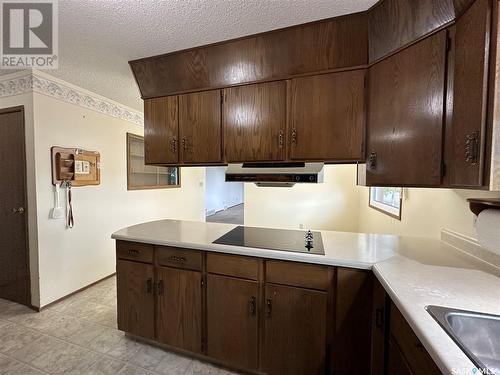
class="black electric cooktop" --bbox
[213,226,324,255]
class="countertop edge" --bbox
[112,233,375,270]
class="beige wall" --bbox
[357,186,500,239]
[244,164,500,241]
[33,92,206,307]
[244,165,360,232]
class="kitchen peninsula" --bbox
[112,220,500,375]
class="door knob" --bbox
[12,207,25,214]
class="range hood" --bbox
[225,163,324,187]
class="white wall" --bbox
[244,165,360,231]
[33,92,206,307]
[205,166,243,215]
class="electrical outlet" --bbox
[299,223,304,229]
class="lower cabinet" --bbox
[262,284,327,375]
[371,279,442,375]
[206,274,259,369]
[156,266,203,353]
[116,260,155,339]
[117,242,427,375]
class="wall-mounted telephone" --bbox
[51,146,100,186]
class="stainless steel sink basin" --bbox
[427,305,500,375]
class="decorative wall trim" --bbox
[441,229,500,271]
[0,71,144,126]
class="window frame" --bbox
[368,187,402,220]
[126,133,181,191]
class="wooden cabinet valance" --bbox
[130,13,368,98]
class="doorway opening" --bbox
[205,167,244,225]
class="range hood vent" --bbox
[225,163,324,187]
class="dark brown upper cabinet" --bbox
[223,81,287,162]
[179,90,222,164]
[144,96,178,165]
[366,30,447,187]
[289,70,366,162]
[443,0,491,187]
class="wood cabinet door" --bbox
[390,303,441,375]
[366,30,447,186]
[179,90,222,164]
[387,339,413,375]
[144,96,178,164]
[116,260,154,339]
[263,284,327,375]
[156,267,202,353]
[371,279,388,375]
[444,0,491,187]
[206,274,259,370]
[289,70,366,162]
[223,81,286,162]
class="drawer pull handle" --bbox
[127,249,139,257]
[146,278,152,294]
[266,298,272,317]
[250,296,256,316]
[169,255,187,262]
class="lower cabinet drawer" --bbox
[156,246,202,271]
[116,241,153,263]
[207,253,260,280]
[266,260,331,291]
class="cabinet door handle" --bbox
[291,129,297,146]
[278,130,284,148]
[250,296,256,316]
[157,280,164,295]
[146,278,153,294]
[171,138,177,153]
[266,298,272,317]
[465,132,479,164]
[182,137,187,151]
[375,307,384,328]
[368,151,377,170]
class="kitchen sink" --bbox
[427,305,500,375]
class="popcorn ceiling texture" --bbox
[0,0,376,111]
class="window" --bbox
[127,133,180,190]
[369,187,402,220]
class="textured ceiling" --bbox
[2,0,377,111]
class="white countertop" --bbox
[112,219,500,375]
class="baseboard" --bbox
[37,273,116,311]
[441,229,500,271]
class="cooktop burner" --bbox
[213,226,324,255]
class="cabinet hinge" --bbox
[441,162,447,177]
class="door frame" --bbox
[0,105,31,308]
